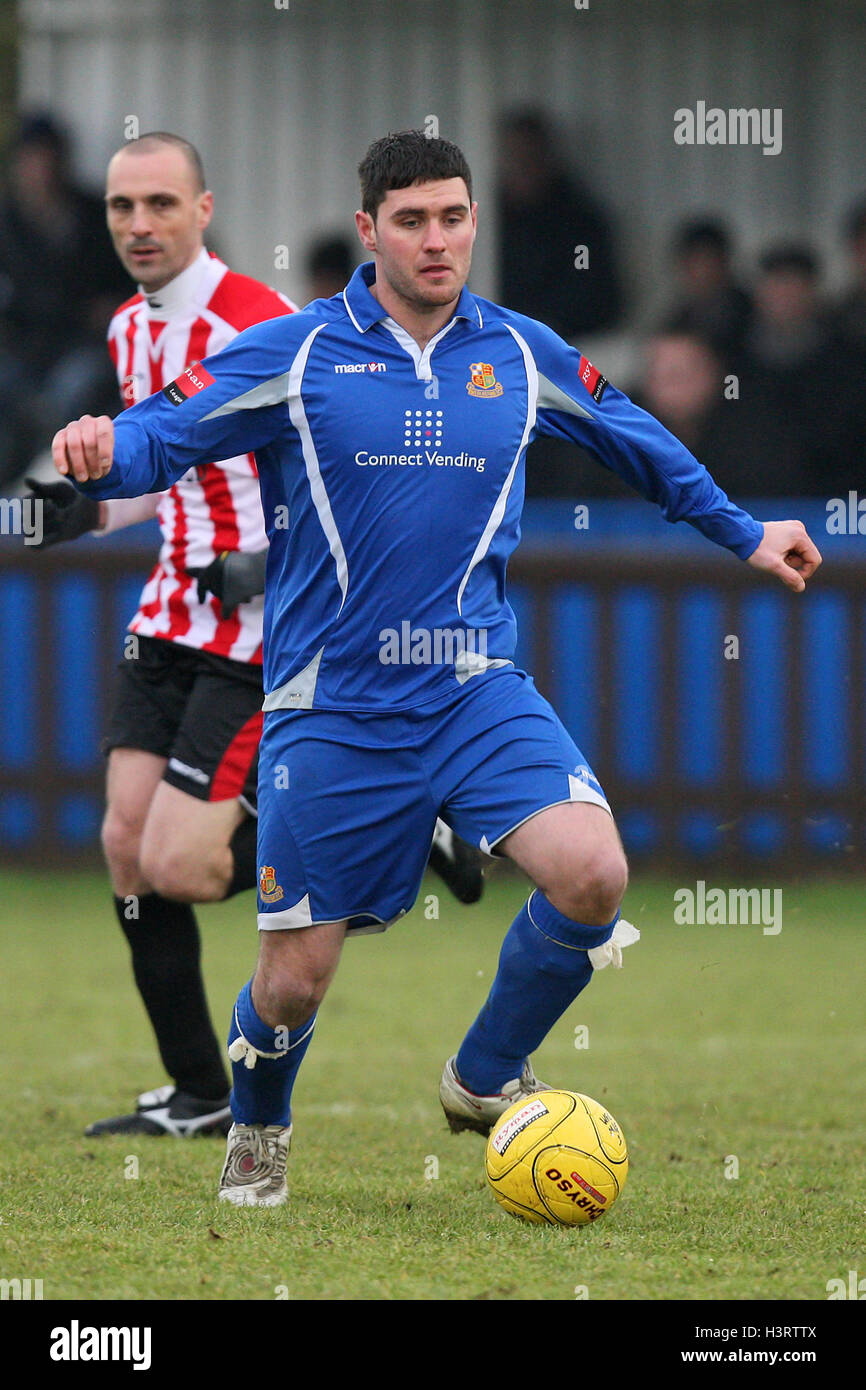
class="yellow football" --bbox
[485,1089,628,1226]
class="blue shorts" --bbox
[255,668,611,933]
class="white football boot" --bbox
[85,1084,232,1137]
[439,1056,551,1136]
[218,1122,292,1206]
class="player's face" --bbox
[105,147,213,291]
[357,178,477,313]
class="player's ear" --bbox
[355,208,376,253]
[197,189,214,233]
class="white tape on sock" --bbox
[588,919,641,971]
[227,1007,291,1070]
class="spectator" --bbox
[664,217,753,362]
[0,113,131,486]
[736,244,857,494]
[831,194,866,345]
[304,233,355,303]
[644,250,856,498]
[638,329,724,456]
[633,327,807,497]
[496,107,622,341]
[745,244,830,368]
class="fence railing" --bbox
[509,547,864,870]
[0,540,862,871]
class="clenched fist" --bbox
[52,414,115,484]
[746,520,822,593]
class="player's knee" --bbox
[140,840,197,902]
[101,809,145,891]
[254,963,327,1030]
[546,844,628,925]
[140,825,231,902]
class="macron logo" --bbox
[334,361,387,374]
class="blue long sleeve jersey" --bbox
[79,261,764,712]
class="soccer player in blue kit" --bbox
[55,132,822,1206]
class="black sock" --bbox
[224,814,258,898]
[113,893,229,1101]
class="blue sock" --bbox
[227,979,316,1126]
[456,891,618,1095]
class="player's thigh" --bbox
[102,747,168,869]
[101,635,195,869]
[140,779,245,878]
[102,748,167,897]
[137,653,263,896]
[499,800,628,910]
[160,654,263,809]
[256,707,437,933]
[428,670,627,913]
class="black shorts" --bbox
[104,634,264,805]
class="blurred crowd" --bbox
[1,107,864,500]
[0,114,131,489]
[499,107,866,501]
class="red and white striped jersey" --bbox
[108,248,295,664]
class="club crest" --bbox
[467,362,503,398]
[259,865,284,903]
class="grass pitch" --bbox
[1,865,864,1302]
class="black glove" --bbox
[23,477,101,548]
[189,548,268,618]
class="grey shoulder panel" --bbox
[200,372,292,422]
[536,371,594,421]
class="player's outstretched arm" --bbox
[50,318,300,501]
[745,520,822,593]
[520,319,825,570]
[52,414,115,484]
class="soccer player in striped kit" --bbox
[33,132,481,1139]
[28,133,294,1136]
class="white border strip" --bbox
[287,323,350,614]
[456,323,537,616]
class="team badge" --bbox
[466,362,503,398]
[259,865,284,903]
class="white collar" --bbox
[141,247,212,319]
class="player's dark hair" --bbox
[674,217,731,259]
[307,233,354,279]
[358,131,472,219]
[758,243,820,278]
[500,107,554,148]
[843,195,866,245]
[11,111,69,161]
[118,131,207,193]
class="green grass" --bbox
[1,866,864,1301]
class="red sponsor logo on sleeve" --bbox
[578,354,608,404]
[177,362,215,396]
[163,362,215,406]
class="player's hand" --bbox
[51,414,115,483]
[188,548,268,617]
[23,477,102,548]
[745,520,822,593]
